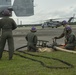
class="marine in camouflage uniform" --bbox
[64,26,76,50]
[0,9,17,60]
[54,20,76,50]
[25,27,38,52]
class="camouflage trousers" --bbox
[65,44,75,50]
[0,31,14,60]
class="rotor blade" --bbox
[0,0,11,5]
[13,0,34,16]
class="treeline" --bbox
[17,24,42,27]
[69,22,76,25]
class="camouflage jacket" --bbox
[26,32,38,46]
[66,32,76,45]
[0,17,17,30]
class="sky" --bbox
[12,0,76,24]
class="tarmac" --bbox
[4,25,76,50]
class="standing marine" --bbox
[26,27,38,52]
[54,20,70,39]
[0,9,17,60]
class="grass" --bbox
[0,51,76,75]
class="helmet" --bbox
[62,20,68,25]
[2,9,11,16]
[30,27,37,32]
[66,25,71,31]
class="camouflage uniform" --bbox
[26,28,38,52]
[0,17,17,60]
[65,32,76,50]
[55,26,76,50]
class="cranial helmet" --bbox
[66,25,72,31]
[2,9,11,16]
[31,27,37,32]
[62,20,68,25]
